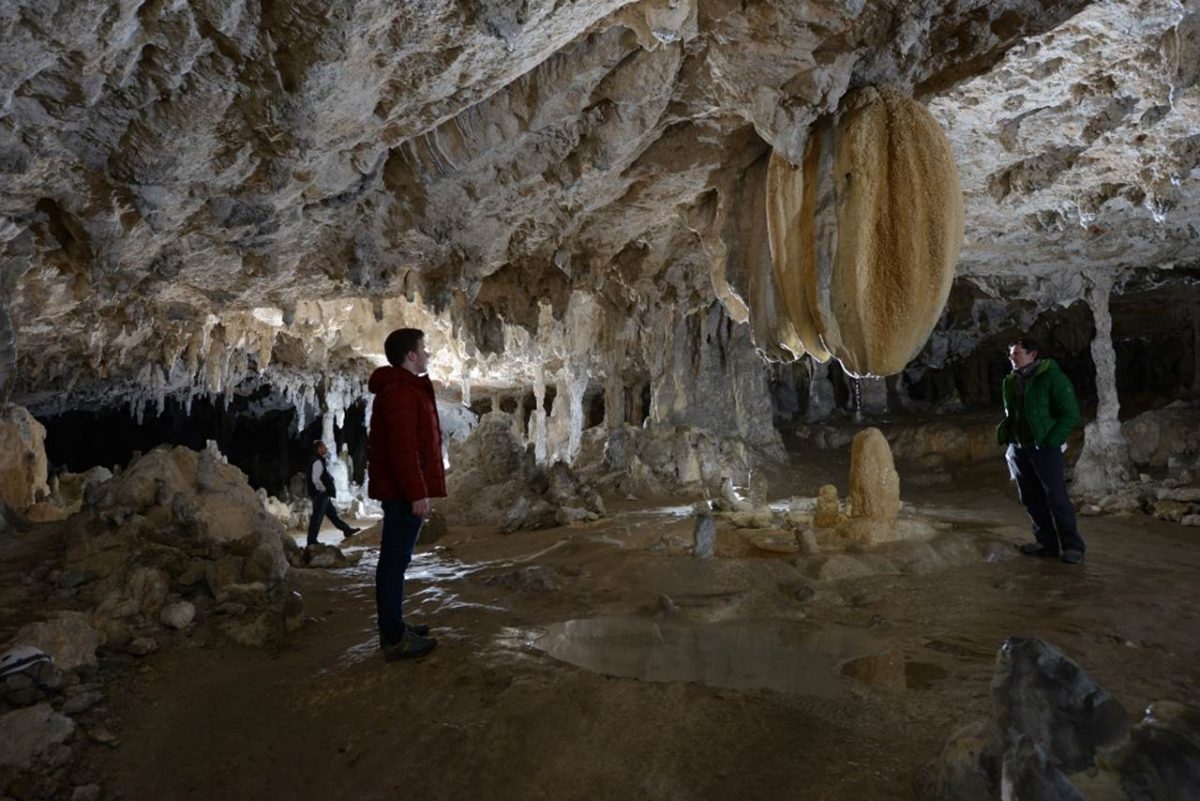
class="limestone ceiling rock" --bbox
[931,0,1200,277]
[3,0,1164,403]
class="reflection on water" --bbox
[534,617,885,698]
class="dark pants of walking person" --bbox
[376,499,423,645]
[1006,445,1086,554]
[307,493,353,546]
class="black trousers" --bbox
[1006,444,1086,553]
[376,500,423,645]
[307,493,352,546]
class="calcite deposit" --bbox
[767,86,963,376]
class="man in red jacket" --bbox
[368,328,446,661]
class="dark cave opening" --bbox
[38,388,371,497]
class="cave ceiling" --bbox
[1,0,1197,408]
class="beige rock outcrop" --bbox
[0,404,49,512]
[767,85,964,376]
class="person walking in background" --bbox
[306,440,360,551]
[997,337,1086,565]
[367,328,445,661]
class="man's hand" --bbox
[412,498,431,518]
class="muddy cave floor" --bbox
[87,453,1199,801]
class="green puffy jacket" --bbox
[996,358,1081,447]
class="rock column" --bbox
[1073,273,1135,497]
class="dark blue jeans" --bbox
[376,500,424,645]
[1006,444,1086,554]
[307,493,352,546]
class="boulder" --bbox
[1000,734,1085,801]
[990,637,1131,773]
[0,403,49,512]
[0,703,76,770]
[9,612,100,672]
[1091,700,1200,800]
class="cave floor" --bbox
[91,457,1200,801]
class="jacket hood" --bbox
[368,365,425,393]
[1034,358,1061,376]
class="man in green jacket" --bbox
[998,337,1086,564]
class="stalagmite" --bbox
[1073,273,1136,497]
[838,427,904,545]
[848,428,900,522]
[767,85,964,377]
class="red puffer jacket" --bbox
[367,366,446,502]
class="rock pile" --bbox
[920,637,1199,801]
[445,413,605,532]
[598,423,755,497]
[0,441,305,798]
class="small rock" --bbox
[814,484,841,528]
[71,784,102,801]
[62,691,104,715]
[743,529,799,554]
[692,514,716,559]
[160,601,196,630]
[484,565,559,594]
[214,602,248,616]
[87,723,120,747]
[126,637,159,657]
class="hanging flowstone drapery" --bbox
[766,85,964,377]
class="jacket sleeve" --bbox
[996,376,1012,445]
[385,386,430,501]
[1044,371,1081,447]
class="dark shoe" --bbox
[1061,549,1085,565]
[1019,543,1060,557]
[377,622,431,648]
[382,632,437,662]
[342,527,362,539]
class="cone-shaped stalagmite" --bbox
[767,85,964,376]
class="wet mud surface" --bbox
[89,458,1200,800]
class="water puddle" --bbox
[532,617,887,698]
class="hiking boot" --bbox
[342,527,362,539]
[1061,549,1085,565]
[377,622,431,648]
[382,632,437,662]
[1019,543,1060,557]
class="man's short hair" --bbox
[1008,337,1041,355]
[384,328,425,367]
